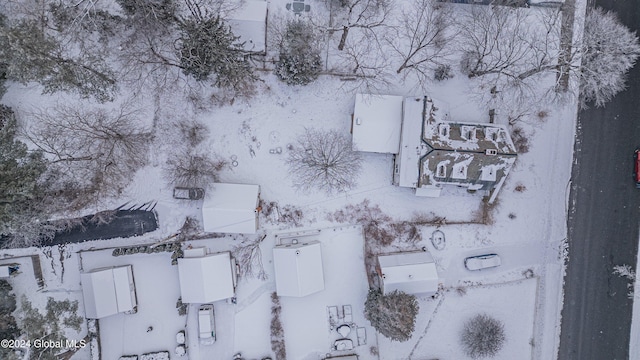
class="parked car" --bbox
[198,304,216,344]
[634,149,640,188]
[465,254,501,271]
[173,187,205,200]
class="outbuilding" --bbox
[377,251,440,296]
[227,0,268,53]
[273,240,325,297]
[177,248,237,303]
[80,265,137,319]
[202,183,260,234]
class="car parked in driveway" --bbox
[173,187,205,200]
[465,254,501,270]
[634,149,640,188]
[198,304,216,345]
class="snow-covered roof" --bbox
[273,241,325,297]
[177,251,236,303]
[378,252,440,296]
[202,183,260,234]
[227,1,268,53]
[395,97,429,188]
[0,265,12,277]
[352,94,403,154]
[81,265,136,319]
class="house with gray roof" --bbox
[352,94,517,202]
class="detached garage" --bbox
[178,248,237,303]
[202,183,260,234]
[81,265,137,319]
[377,251,440,296]
[273,241,325,297]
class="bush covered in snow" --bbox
[286,128,362,194]
[275,19,322,85]
[270,292,286,360]
[460,313,506,359]
[364,289,419,342]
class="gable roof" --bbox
[352,94,404,154]
[81,265,136,319]
[378,252,439,296]
[178,251,236,303]
[202,183,260,234]
[226,0,268,53]
[273,241,325,297]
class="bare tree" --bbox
[327,0,392,50]
[232,235,267,280]
[579,7,640,108]
[460,314,506,359]
[286,128,362,194]
[24,103,152,207]
[459,6,534,79]
[390,0,456,86]
[335,28,393,93]
[163,149,226,190]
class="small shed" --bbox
[227,0,268,53]
[352,94,404,154]
[81,265,137,319]
[202,183,260,234]
[273,241,325,297]
[377,251,440,296]
[178,249,237,303]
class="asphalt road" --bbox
[558,1,640,359]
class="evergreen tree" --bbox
[364,289,419,342]
[0,19,117,102]
[0,106,48,241]
[275,19,322,85]
[178,15,255,90]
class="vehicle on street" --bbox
[464,254,501,270]
[198,304,216,344]
[173,187,205,200]
[634,149,640,188]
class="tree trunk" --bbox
[338,26,349,51]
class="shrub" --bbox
[460,314,506,359]
[364,289,419,342]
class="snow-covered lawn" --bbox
[379,278,538,359]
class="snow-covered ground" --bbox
[0,0,594,359]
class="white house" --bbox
[351,94,404,154]
[227,0,268,53]
[80,265,137,319]
[177,248,237,303]
[377,251,440,296]
[202,183,260,234]
[273,241,325,297]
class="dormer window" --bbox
[461,126,476,140]
[438,123,449,137]
[436,163,447,177]
[452,163,468,179]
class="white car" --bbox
[464,254,501,271]
[198,304,216,344]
